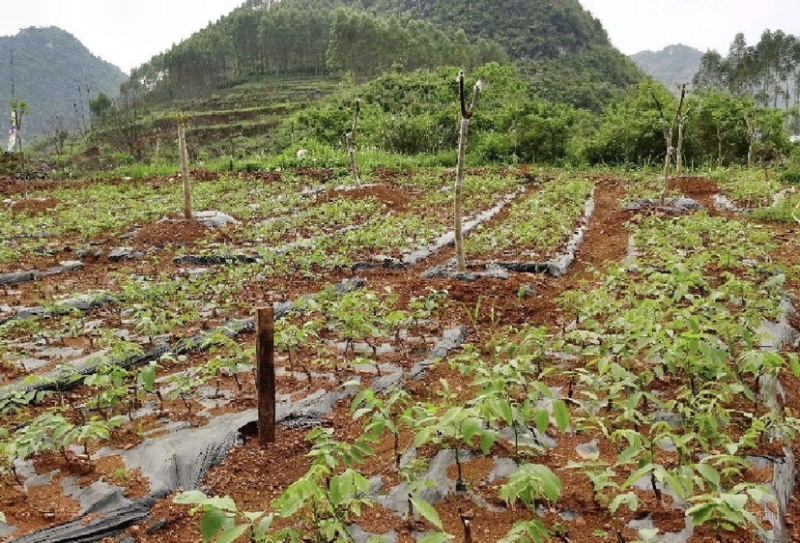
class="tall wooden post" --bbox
[178,117,193,220]
[347,99,362,188]
[256,306,276,446]
[454,71,482,272]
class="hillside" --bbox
[131,0,644,112]
[0,27,128,141]
[631,44,703,90]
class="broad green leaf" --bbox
[553,400,570,432]
[174,490,209,505]
[790,355,800,377]
[480,428,497,455]
[696,464,720,490]
[609,492,639,514]
[461,417,483,444]
[687,503,716,526]
[201,508,228,542]
[203,496,238,512]
[721,493,748,510]
[638,527,659,540]
[242,511,263,522]
[216,524,248,543]
[535,409,550,435]
[411,498,443,530]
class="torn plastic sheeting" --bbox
[173,254,259,266]
[498,186,595,278]
[625,197,705,215]
[7,325,468,543]
[0,297,303,404]
[0,318,256,404]
[420,261,509,282]
[8,498,156,543]
[0,262,84,287]
[437,187,596,279]
[353,190,524,272]
[173,222,375,268]
[714,188,796,215]
[754,298,798,543]
[0,293,114,327]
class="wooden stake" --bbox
[454,71,482,272]
[178,118,193,220]
[347,99,361,188]
[256,306,276,446]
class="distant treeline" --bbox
[695,30,800,109]
[130,4,507,101]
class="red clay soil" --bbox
[8,198,60,217]
[134,218,218,250]
[51,175,633,543]
[668,176,720,214]
[9,173,780,543]
[295,167,336,183]
[318,184,411,212]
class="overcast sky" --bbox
[1,0,799,74]
[580,0,800,55]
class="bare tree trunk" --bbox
[454,116,470,272]
[676,108,689,176]
[347,99,361,188]
[178,119,193,220]
[454,70,482,272]
[744,113,755,169]
[652,85,686,205]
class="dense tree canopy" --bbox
[695,30,800,109]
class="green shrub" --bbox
[780,167,800,185]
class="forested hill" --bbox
[129,0,644,111]
[0,27,128,140]
[630,44,704,90]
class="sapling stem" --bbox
[454,71,482,272]
[458,508,474,543]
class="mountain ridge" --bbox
[0,26,128,141]
[130,0,645,111]
[630,43,704,90]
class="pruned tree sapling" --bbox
[454,71,482,272]
[347,99,362,188]
[651,84,686,205]
[177,115,193,220]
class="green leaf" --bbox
[216,524,248,543]
[174,490,209,505]
[687,503,716,526]
[201,508,228,542]
[638,527,660,540]
[721,493,748,510]
[203,496,238,512]
[411,498,443,530]
[535,409,550,435]
[790,354,800,377]
[480,428,497,455]
[696,464,720,490]
[242,511,263,522]
[609,492,639,514]
[553,400,570,433]
[461,417,483,444]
